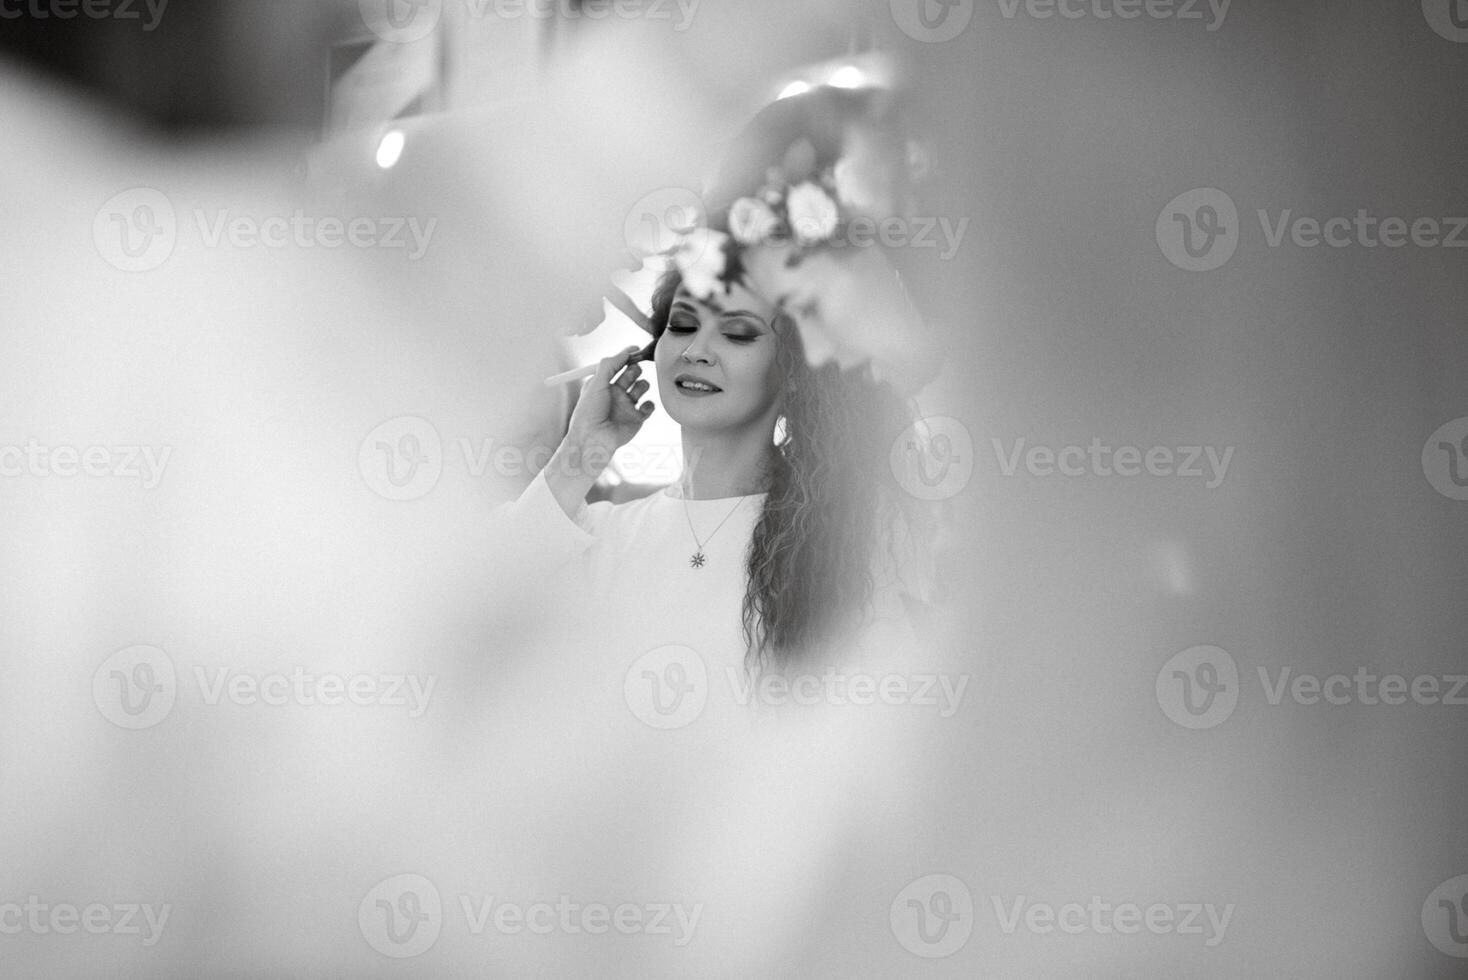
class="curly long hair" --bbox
[649,268,935,673]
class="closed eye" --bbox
[666,322,759,344]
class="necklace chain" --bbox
[675,455,776,569]
[679,492,750,569]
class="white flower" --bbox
[668,227,730,299]
[785,182,840,245]
[729,196,780,246]
[833,154,887,216]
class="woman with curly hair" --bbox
[490,85,943,706]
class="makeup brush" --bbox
[543,281,658,386]
[542,339,656,387]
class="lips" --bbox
[673,373,723,393]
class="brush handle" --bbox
[543,342,654,387]
[542,279,657,386]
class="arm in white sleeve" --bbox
[485,467,611,591]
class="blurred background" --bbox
[1,0,1466,977]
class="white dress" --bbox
[485,467,934,731]
[475,469,945,975]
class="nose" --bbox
[682,333,714,365]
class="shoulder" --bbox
[587,480,668,506]
[576,481,670,534]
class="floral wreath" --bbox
[644,127,937,393]
[661,135,892,301]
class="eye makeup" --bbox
[670,300,770,338]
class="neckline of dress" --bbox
[661,486,768,502]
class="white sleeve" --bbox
[485,468,612,586]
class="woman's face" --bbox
[654,280,784,434]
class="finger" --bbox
[630,379,650,399]
[593,345,640,386]
[610,382,643,414]
[614,362,642,391]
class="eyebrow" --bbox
[671,300,769,328]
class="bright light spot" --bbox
[375,130,405,169]
[777,80,811,100]
[828,65,865,89]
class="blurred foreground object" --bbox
[0,0,354,132]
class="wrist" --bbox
[550,441,619,484]
[543,447,594,518]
